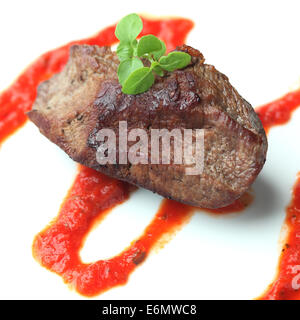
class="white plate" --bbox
[0,0,300,299]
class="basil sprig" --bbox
[115,14,191,95]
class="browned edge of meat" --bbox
[28,44,267,209]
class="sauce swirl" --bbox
[33,165,194,296]
[1,16,300,299]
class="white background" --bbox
[0,0,300,299]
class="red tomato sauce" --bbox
[260,174,300,300]
[1,14,300,298]
[33,165,194,296]
[255,90,300,299]
[256,89,300,134]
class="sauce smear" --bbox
[256,89,300,300]
[260,174,300,300]
[1,13,300,299]
[256,91,300,300]
[33,166,193,296]
[256,89,300,133]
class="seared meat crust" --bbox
[28,44,267,208]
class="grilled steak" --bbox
[28,44,267,208]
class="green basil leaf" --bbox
[152,40,166,60]
[137,35,162,57]
[117,58,144,85]
[122,67,154,95]
[153,65,164,77]
[150,61,164,77]
[159,51,191,72]
[115,13,143,44]
[116,42,133,61]
[132,39,138,48]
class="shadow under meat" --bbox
[193,174,280,223]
